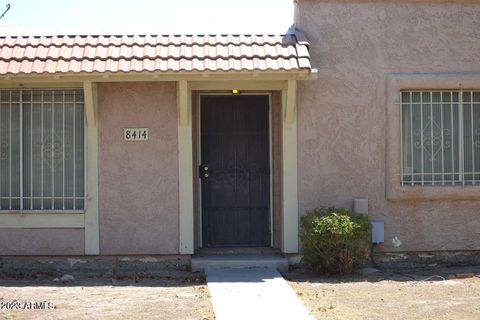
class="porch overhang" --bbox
[0,33,314,255]
[0,69,317,85]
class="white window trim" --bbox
[386,72,480,201]
[0,82,99,256]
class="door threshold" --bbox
[191,252,288,272]
[195,247,280,256]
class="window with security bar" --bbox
[400,91,480,185]
[0,89,85,211]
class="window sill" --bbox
[0,210,85,214]
[386,184,480,202]
[0,213,85,228]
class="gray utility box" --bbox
[370,220,384,244]
[353,197,368,214]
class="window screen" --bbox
[0,89,85,211]
[400,91,480,185]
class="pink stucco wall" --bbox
[0,228,84,255]
[295,0,480,251]
[98,82,179,254]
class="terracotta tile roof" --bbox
[0,34,311,75]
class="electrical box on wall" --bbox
[353,197,368,214]
[370,220,384,244]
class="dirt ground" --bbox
[0,276,214,320]
[3,266,480,320]
[286,266,480,320]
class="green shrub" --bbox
[299,207,371,274]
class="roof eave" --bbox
[0,69,317,83]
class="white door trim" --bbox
[196,92,273,248]
[177,80,299,254]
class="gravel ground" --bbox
[285,266,480,320]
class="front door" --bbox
[200,95,270,247]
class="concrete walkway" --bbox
[205,267,315,320]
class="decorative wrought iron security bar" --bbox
[400,90,480,186]
[0,89,85,212]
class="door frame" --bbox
[196,92,273,248]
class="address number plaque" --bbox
[124,128,149,141]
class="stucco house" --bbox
[0,0,479,262]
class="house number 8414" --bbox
[124,128,149,141]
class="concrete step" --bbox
[191,254,289,273]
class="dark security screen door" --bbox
[201,95,270,247]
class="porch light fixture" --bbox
[231,89,240,94]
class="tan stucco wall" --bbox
[98,82,179,254]
[0,228,84,255]
[295,0,480,251]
